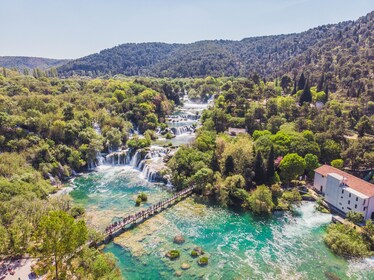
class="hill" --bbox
[58,11,373,95]
[0,56,69,71]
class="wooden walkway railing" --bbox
[102,186,195,242]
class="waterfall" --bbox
[130,150,141,167]
[171,125,194,136]
[105,150,131,166]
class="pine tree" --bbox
[324,84,329,103]
[266,145,275,184]
[317,72,324,92]
[299,80,312,105]
[254,150,265,185]
[224,155,235,176]
[211,152,220,172]
[297,73,306,91]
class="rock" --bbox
[193,246,204,255]
[173,234,185,244]
[180,263,191,270]
[175,270,182,277]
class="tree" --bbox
[254,150,265,185]
[279,153,306,184]
[346,211,364,224]
[292,79,297,95]
[248,185,274,214]
[37,210,88,280]
[324,223,370,257]
[299,80,312,105]
[331,159,344,169]
[266,145,275,184]
[63,105,74,121]
[317,72,325,92]
[297,73,306,91]
[321,140,341,164]
[192,168,214,191]
[355,115,372,137]
[0,224,9,255]
[224,155,235,176]
[304,153,319,178]
[280,75,291,91]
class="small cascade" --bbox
[171,125,195,136]
[105,150,131,166]
[130,150,142,168]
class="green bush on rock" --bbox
[138,192,148,202]
[198,256,209,266]
[166,250,180,260]
[190,250,198,257]
[135,197,142,206]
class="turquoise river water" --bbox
[69,166,374,280]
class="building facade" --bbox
[313,165,374,220]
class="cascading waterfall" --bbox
[105,149,131,166]
[89,98,206,183]
[101,147,169,183]
[170,125,195,136]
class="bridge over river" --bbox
[99,185,196,244]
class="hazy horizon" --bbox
[0,0,373,59]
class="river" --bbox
[69,99,374,280]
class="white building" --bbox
[313,165,374,220]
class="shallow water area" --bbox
[69,168,374,280]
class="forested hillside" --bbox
[0,56,69,71]
[58,11,373,97]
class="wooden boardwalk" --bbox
[101,186,195,243]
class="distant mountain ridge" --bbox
[1,11,373,96]
[0,56,69,71]
[56,11,373,94]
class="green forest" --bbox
[55,11,373,101]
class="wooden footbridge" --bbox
[100,185,196,243]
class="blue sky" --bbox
[0,0,373,59]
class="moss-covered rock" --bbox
[166,250,180,260]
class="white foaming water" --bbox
[348,257,374,279]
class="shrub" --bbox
[135,197,142,206]
[324,223,370,257]
[248,185,274,214]
[167,250,180,260]
[190,250,198,258]
[138,192,148,202]
[346,211,364,224]
[331,159,344,170]
[198,256,209,266]
[70,206,85,218]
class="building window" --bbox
[356,197,358,202]
[355,205,357,209]
[363,199,366,205]
[349,193,351,198]
[348,200,350,205]
[342,190,344,194]
[341,196,343,199]
[347,207,351,210]
[364,207,367,211]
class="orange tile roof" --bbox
[315,165,374,197]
